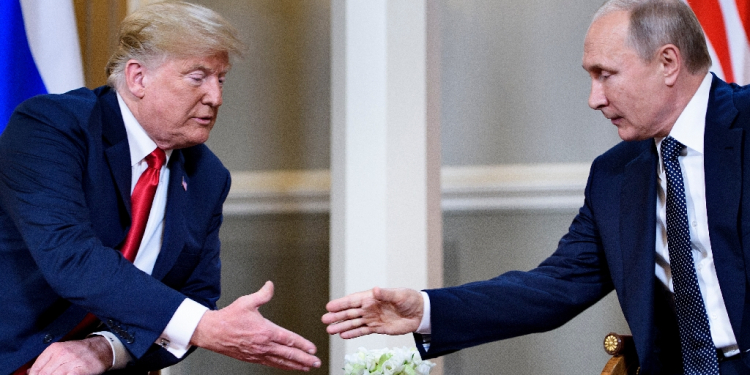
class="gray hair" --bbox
[106,1,245,89]
[593,0,711,74]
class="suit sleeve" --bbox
[0,95,191,359]
[123,166,229,371]
[418,163,615,359]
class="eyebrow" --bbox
[183,64,229,76]
[582,62,608,73]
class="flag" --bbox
[0,0,84,133]
[687,0,750,85]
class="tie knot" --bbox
[145,148,166,170]
[661,136,684,162]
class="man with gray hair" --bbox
[0,2,320,374]
[323,1,750,373]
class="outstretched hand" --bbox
[191,281,321,371]
[322,287,424,339]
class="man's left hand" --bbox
[29,336,112,375]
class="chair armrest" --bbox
[600,332,638,375]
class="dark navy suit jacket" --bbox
[0,86,230,373]
[419,75,750,374]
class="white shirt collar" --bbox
[116,92,172,166]
[656,72,713,154]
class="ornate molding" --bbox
[223,169,330,215]
[441,163,588,212]
[224,163,589,215]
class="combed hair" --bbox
[593,0,711,74]
[106,1,245,89]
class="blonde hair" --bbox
[106,1,244,89]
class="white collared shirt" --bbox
[654,73,738,352]
[93,93,208,369]
[119,92,172,275]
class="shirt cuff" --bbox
[416,291,431,334]
[158,298,209,358]
[89,331,132,370]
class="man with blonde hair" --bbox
[324,0,750,373]
[0,2,320,374]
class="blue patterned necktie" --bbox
[661,136,719,374]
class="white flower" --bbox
[343,347,435,375]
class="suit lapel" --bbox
[99,88,133,216]
[703,76,745,332]
[619,142,659,354]
[97,87,188,280]
[151,150,188,280]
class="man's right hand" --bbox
[190,281,321,371]
[321,287,424,339]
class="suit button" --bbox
[43,334,54,343]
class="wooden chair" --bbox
[601,332,639,375]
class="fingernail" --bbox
[314,361,321,367]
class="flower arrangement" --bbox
[344,346,435,375]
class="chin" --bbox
[193,134,211,147]
[617,129,639,142]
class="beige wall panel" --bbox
[73,0,127,88]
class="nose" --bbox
[203,78,223,107]
[588,79,607,110]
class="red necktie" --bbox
[121,148,166,261]
[13,148,166,375]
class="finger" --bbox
[375,287,423,315]
[326,315,368,335]
[325,290,371,312]
[261,354,319,372]
[321,307,365,325]
[263,344,321,369]
[29,358,60,375]
[255,280,274,302]
[28,345,55,374]
[261,358,309,372]
[240,281,274,309]
[271,325,317,354]
[339,325,375,339]
[373,286,400,303]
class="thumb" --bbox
[372,286,394,303]
[248,280,275,308]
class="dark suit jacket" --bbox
[0,86,230,373]
[419,75,750,374]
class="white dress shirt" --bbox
[92,94,209,369]
[654,73,738,354]
[418,74,739,357]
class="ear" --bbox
[124,59,148,99]
[658,44,681,86]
